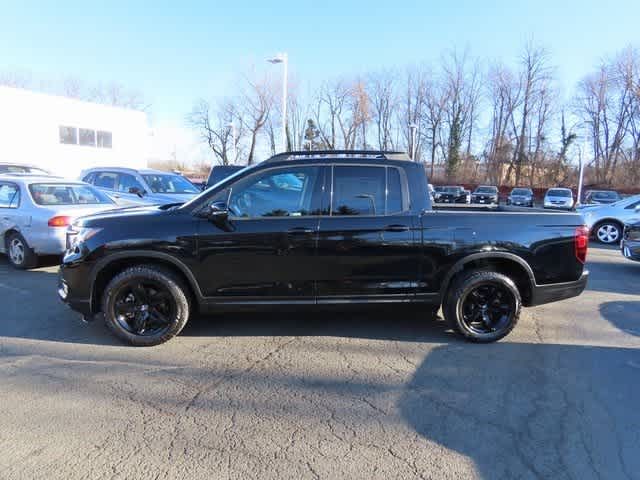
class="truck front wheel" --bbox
[444,270,521,343]
[102,266,191,346]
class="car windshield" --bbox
[444,187,460,193]
[475,187,497,193]
[592,191,619,200]
[208,166,246,186]
[512,189,531,195]
[0,165,49,175]
[547,189,571,197]
[142,174,200,194]
[29,183,113,205]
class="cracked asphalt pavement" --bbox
[0,245,639,479]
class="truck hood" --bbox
[73,204,176,227]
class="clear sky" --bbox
[1,0,638,158]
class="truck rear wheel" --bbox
[102,265,191,346]
[444,270,521,343]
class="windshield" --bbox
[444,187,460,193]
[29,183,113,205]
[547,189,571,197]
[142,174,200,194]
[475,187,497,193]
[208,166,246,186]
[0,165,49,175]
[592,191,619,200]
[512,189,532,196]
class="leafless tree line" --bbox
[189,43,640,189]
[0,70,148,111]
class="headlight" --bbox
[67,226,102,250]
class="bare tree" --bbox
[368,70,398,151]
[240,75,274,164]
[441,50,480,179]
[512,43,553,186]
[187,99,244,165]
[420,72,448,177]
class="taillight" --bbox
[48,216,71,227]
[575,225,589,264]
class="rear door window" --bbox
[331,166,405,216]
[0,183,20,208]
[93,172,118,191]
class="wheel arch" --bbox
[440,252,536,306]
[89,251,203,313]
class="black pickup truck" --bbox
[59,150,589,346]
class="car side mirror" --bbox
[128,186,145,198]
[208,201,229,220]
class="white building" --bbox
[0,86,149,179]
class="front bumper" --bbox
[57,261,96,316]
[529,270,589,306]
[621,239,640,262]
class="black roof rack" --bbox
[264,150,410,163]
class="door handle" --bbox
[287,227,314,234]
[384,224,410,232]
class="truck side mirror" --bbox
[128,186,145,198]
[208,202,229,220]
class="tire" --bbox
[102,265,191,346]
[443,270,521,343]
[5,232,38,270]
[594,221,622,245]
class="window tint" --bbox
[93,172,118,190]
[29,184,113,205]
[332,166,386,216]
[625,199,640,210]
[547,189,571,197]
[0,183,20,208]
[118,173,144,193]
[227,166,321,218]
[387,168,403,214]
[141,174,199,194]
[59,126,78,145]
[82,172,95,184]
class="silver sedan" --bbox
[579,194,640,244]
[0,175,118,269]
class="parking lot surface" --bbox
[0,246,638,480]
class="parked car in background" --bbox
[435,186,470,204]
[621,220,640,262]
[544,188,574,210]
[206,165,246,189]
[59,150,588,346]
[471,185,499,205]
[583,190,621,205]
[81,167,201,206]
[0,175,117,269]
[581,194,640,244]
[432,186,445,202]
[0,162,50,175]
[507,188,535,207]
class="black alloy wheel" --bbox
[444,270,521,342]
[113,279,176,336]
[459,282,516,335]
[102,266,190,346]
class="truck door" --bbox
[315,165,419,301]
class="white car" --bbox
[0,174,118,269]
[543,188,574,210]
[580,194,640,244]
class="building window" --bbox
[97,131,112,148]
[79,128,96,146]
[59,126,78,145]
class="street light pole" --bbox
[409,123,418,161]
[267,52,288,153]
